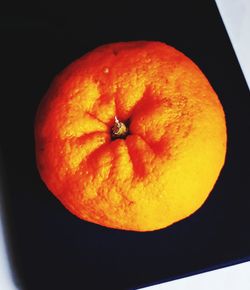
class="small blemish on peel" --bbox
[103,67,109,74]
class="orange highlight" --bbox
[35,41,227,231]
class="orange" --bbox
[35,41,227,232]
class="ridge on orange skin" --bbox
[35,41,227,232]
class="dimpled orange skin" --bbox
[35,41,227,232]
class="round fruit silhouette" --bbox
[35,41,227,232]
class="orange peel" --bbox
[35,41,227,231]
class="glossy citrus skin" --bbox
[35,41,227,231]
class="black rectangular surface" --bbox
[1,1,250,289]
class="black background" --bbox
[1,1,250,289]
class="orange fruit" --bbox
[35,41,227,232]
